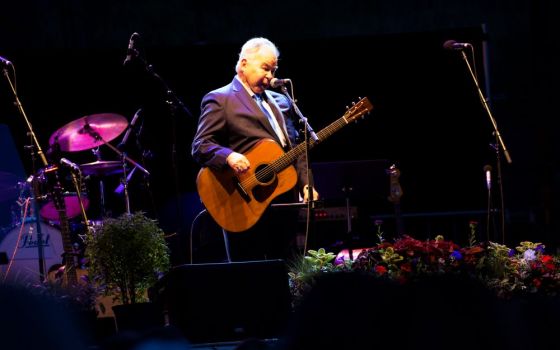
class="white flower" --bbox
[523,249,536,261]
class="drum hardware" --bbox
[48,113,129,153]
[80,160,124,176]
[81,122,151,203]
[48,112,150,215]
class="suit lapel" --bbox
[231,78,284,144]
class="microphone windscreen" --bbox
[443,40,457,50]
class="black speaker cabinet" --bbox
[151,259,292,344]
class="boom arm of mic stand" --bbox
[460,51,512,164]
[3,66,48,281]
[2,68,49,167]
[279,86,318,142]
[133,54,192,118]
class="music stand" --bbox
[312,159,390,206]
[310,159,391,256]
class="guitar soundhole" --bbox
[255,164,275,185]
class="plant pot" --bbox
[112,302,164,332]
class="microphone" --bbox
[483,165,492,190]
[123,32,141,66]
[114,165,138,195]
[270,78,291,88]
[60,158,81,173]
[0,56,12,67]
[443,40,471,50]
[118,108,142,149]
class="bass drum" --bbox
[0,221,63,285]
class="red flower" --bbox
[541,255,556,270]
[400,262,412,273]
[375,265,388,276]
[533,278,542,289]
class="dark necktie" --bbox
[254,94,286,146]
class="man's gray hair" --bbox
[235,37,280,73]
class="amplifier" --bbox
[298,206,358,222]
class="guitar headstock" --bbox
[343,97,374,123]
[43,165,67,211]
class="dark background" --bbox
[1,1,558,263]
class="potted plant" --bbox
[85,212,170,331]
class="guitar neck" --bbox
[269,115,350,173]
[58,208,79,285]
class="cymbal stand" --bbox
[121,153,131,215]
[84,124,149,215]
[92,148,107,218]
[3,63,48,281]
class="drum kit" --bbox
[1,111,149,284]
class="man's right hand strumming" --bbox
[226,152,251,175]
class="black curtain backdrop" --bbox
[1,1,558,261]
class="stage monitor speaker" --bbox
[151,259,292,344]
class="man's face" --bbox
[239,47,278,94]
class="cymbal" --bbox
[80,160,124,176]
[49,113,129,152]
[0,171,21,202]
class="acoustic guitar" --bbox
[197,97,374,232]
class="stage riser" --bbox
[150,260,292,344]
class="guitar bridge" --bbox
[233,177,251,203]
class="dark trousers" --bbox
[226,192,300,262]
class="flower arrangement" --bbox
[289,225,560,300]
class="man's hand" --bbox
[302,185,319,203]
[226,152,251,175]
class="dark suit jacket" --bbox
[192,77,309,190]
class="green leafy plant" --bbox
[288,248,347,303]
[85,212,170,304]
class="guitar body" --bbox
[197,139,298,232]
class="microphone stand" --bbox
[3,65,48,282]
[116,109,143,214]
[278,84,318,257]
[458,49,511,243]
[128,43,192,229]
